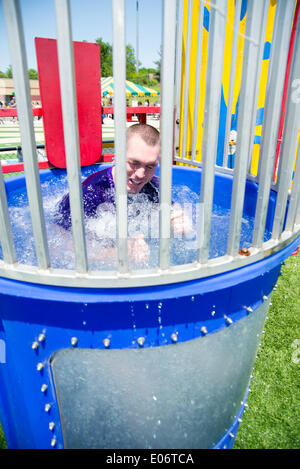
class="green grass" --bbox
[0,252,299,449]
[234,250,300,449]
[0,425,7,449]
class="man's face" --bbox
[126,135,160,194]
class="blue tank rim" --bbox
[0,231,298,303]
[1,164,298,302]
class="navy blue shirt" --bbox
[54,166,160,230]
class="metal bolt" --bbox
[103,338,111,348]
[238,247,251,256]
[41,384,48,393]
[137,337,145,347]
[170,333,178,343]
[49,422,55,431]
[237,418,242,423]
[36,362,44,372]
[229,432,235,438]
[32,341,39,350]
[38,333,46,343]
[225,317,233,325]
[262,295,268,301]
[245,306,253,313]
[45,403,51,413]
[200,326,208,335]
[71,337,78,347]
[50,437,57,448]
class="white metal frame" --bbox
[1,0,299,289]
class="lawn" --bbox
[0,248,299,449]
[234,249,300,449]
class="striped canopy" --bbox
[101,77,160,97]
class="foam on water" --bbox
[0,173,272,270]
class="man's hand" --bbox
[128,234,150,263]
[170,204,193,238]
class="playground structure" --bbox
[0,0,299,449]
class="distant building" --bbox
[0,78,41,106]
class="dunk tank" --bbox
[0,0,300,449]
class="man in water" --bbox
[54,123,192,263]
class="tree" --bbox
[95,38,139,80]
[5,65,13,78]
[126,44,137,77]
[28,69,38,80]
[154,46,161,81]
[95,38,113,77]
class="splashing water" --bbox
[0,173,272,271]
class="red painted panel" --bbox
[1,161,52,174]
[35,38,102,168]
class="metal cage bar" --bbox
[112,0,128,273]
[272,17,300,240]
[198,0,228,263]
[252,0,295,248]
[174,0,184,158]
[222,0,242,168]
[159,0,177,270]
[285,143,300,232]
[181,0,193,160]
[2,0,50,270]
[191,0,205,163]
[54,0,88,273]
[0,165,16,264]
[227,0,266,257]
[246,0,269,174]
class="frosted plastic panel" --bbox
[51,302,268,449]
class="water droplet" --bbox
[153,395,157,401]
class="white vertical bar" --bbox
[272,17,300,240]
[296,193,300,226]
[112,0,128,273]
[0,166,16,264]
[181,0,193,160]
[222,0,242,168]
[285,143,300,232]
[198,0,228,263]
[227,0,265,256]
[253,0,295,247]
[54,0,88,273]
[2,0,50,269]
[174,0,184,157]
[191,0,205,163]
[159,0,177,270]
[246,0,269,174]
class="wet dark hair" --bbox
[127,123,160,147]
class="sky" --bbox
[0,0,163,74]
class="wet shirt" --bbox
[54,166,160,230]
